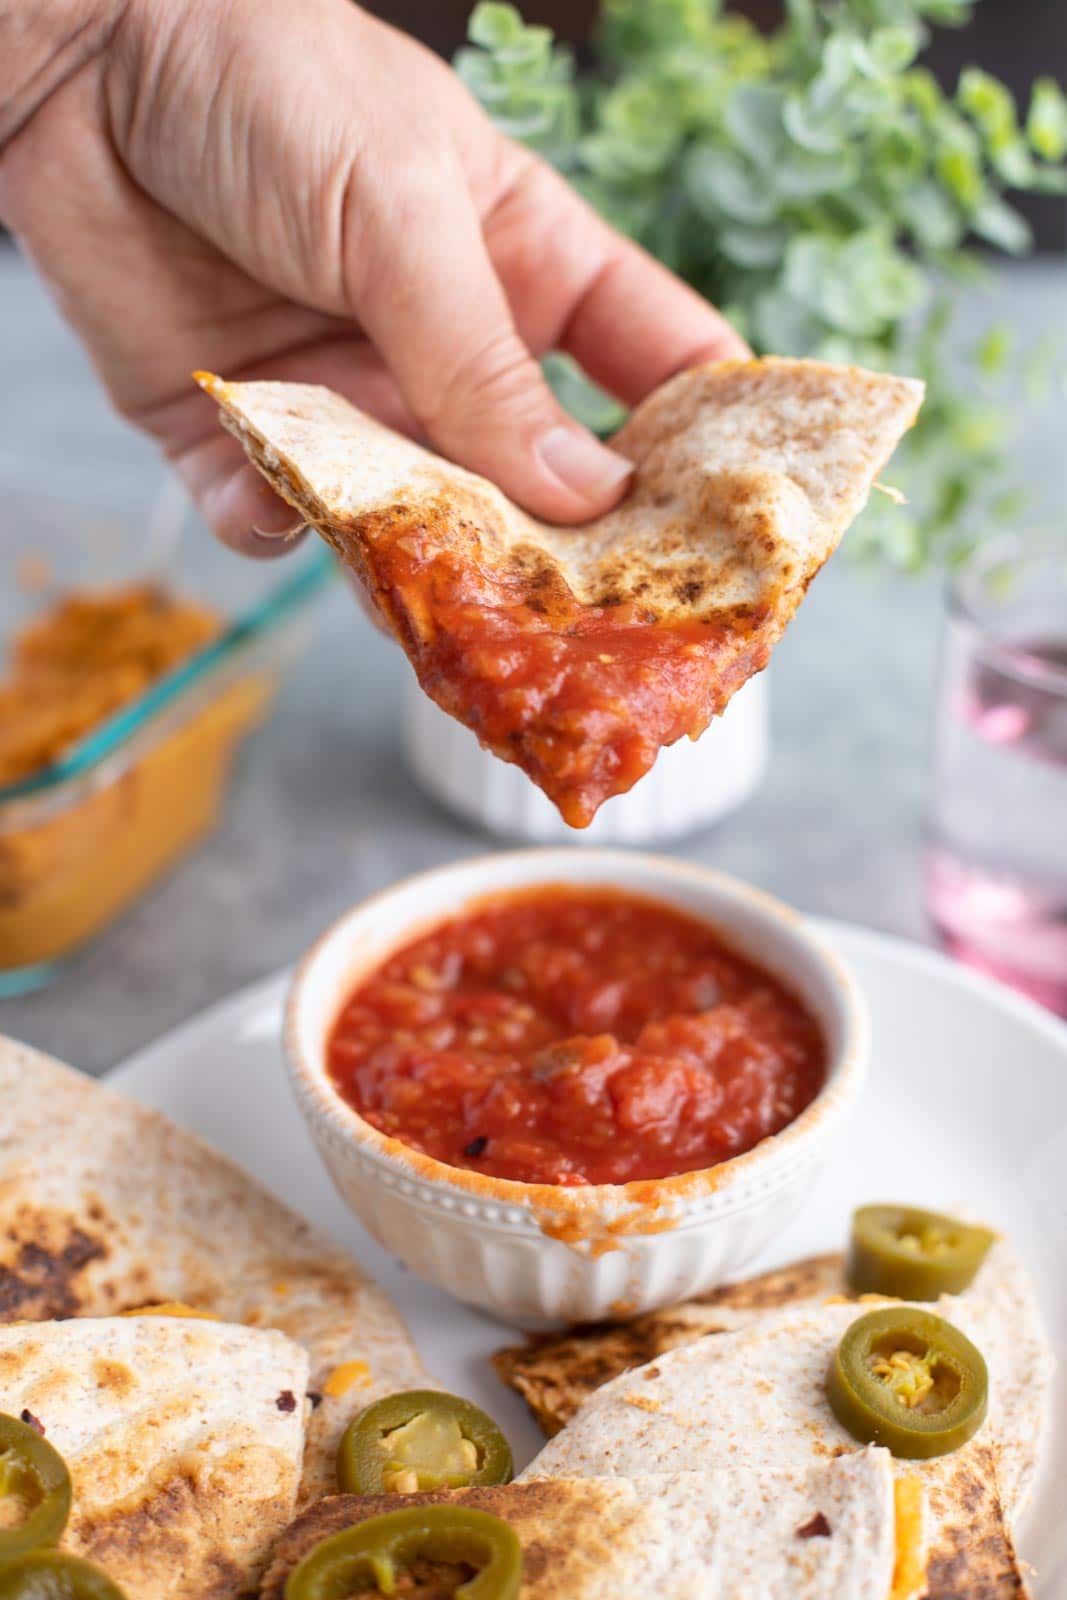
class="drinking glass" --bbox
[925,533,1067,1018]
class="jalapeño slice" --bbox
[0,1551,127,1599]
[0,1415,72,1560]
[284,1504,522,1600]
[848,1204,996,1301]
[337,1392,513,1496]
[827,1306,988,1460]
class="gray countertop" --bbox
[2,246,1065,1074]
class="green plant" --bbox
[457,0,1067,569]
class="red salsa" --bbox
[372,527,771,829]
[327,888,826,1187]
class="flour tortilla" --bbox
[197,361,922,823]
[493,1252,845,1437]
[0,1037,425,1500]
[260,1456,902,1600]
[0,1315,306,1598]
[524,1293,1038,1599]
[495,1238,1053,1526]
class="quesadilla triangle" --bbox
[196,360,924,827]
[523,1293,1041,1600]
[494,1234,1054,1528]
[493,1251,847,1437]
[0,1315,306,1598]
[0,1036,426,1503]
[260,1456,915,1600]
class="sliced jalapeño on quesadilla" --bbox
[827,1307,989,1459]
[848,1206,996,1301]
[338,1393,513,1495]
[284,1504,522,1600]
[0,1551,127,1599]
[0,1413,72,1560]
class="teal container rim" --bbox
[0,547,334,805]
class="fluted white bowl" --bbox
[285,850,868,1326]
[403,676,769,844]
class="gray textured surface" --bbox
[1,245,1064,1073]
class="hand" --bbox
[0,0,747,555]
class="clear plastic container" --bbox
[0,483,332,995]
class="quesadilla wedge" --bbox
[494,1236,1052,1528]
[523,1293,1039,1599]
[0,1315,306,1598]
[197,360,923,827]
[260,1455,915,1600]
[0,1037,426,1501]
[493,1251,845,1438]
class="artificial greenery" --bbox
[457,0,1067,569]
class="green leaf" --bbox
[958,67,1019,152]
[717,221,790,269]
[937,143,984,211]
[971,195,1033,254]
[859,27,922,77]
[750,287,823,355]
[782,87,843,154]
[776,147,857,198]
[468,3,524,49]
[974,325,1013,377]
[684,145,778,224]
[723,83,786,170]
[900,179,963,252]
[1028,78,1067,162]
[543,353,628,436]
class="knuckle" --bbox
[421,328,551,438]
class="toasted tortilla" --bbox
[0,1037,426,1501]
[197,360,922,826]
[523,1293,1037,1599]
[494,1239,1052,1529]
[260,1455,904,1600]
[493,1251,846,1437]
[0,1315,306,1598]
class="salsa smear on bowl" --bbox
[326,888,826,1186]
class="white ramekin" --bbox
[285,850,868,1326]
[403,676,769,844]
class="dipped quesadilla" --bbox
[260,1455,916,1600]
[523,1288,1043,1599]
[0,1037,426,1501]
[0,1315,306,1598]
[197,360,923,826]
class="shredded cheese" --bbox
[323,1360,371,1398]
[889,1476,928,1600]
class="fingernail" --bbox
[537,426,633,502]
[250,478,306,538]
[251,516,306,541]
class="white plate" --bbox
[113,919,1067,1593]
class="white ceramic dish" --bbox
[111,924,1067,1596]
[284,851,869,1324]
[404,675,769,844]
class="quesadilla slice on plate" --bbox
[493,1251,845,1437]
[524,1293,1041,1599]
[0,1037,426,1501]
[260,1456,914,1600]
[197,360,923,826]
[494,1236,1053,1527]
[0,1315,306,1598]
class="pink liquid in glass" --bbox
[926,636,1067,1019]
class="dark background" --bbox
[371,0,1067,251]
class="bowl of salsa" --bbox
[285,850,869,1325]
